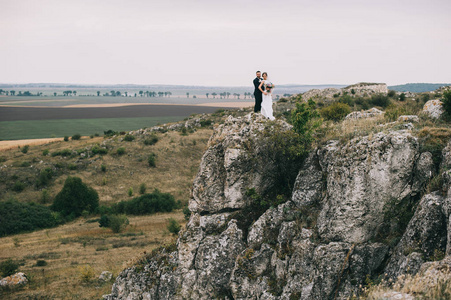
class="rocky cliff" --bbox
[104,113,450,299]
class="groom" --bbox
[253,70,263,112]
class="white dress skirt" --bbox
[261,80,275,120]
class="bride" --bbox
[258,72,275,120]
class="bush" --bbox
[399,93,406,101]
[51,149,72,157]
[144,135,159,146]
[40,189,50,204]
[101,164,107,172]
[98,214,129,233]
[319,102,351,122]
[71,133,81,140]
[0,259,19,277]
[116,147,126,155]
[148,153,156,167]
[124,134,135,142]
[35,260,48,267]
[68,163,77,170]
[167,218,181,235]
[442,90,451,120]
[338,94,354,106]
[20,145,29,154]
[384,104,407,122]
[0,200,60,236]
[371,94,391,107]
[64,136,69,141]
[111,189,177,215]
[42,149,49,156]
[103,130,118,137]
[91,145,108,155]
[139,183,146,194]
[12,181,26,192]
[387,90,397,98]
[36,168,53,187]
[128,187,133,197]
[183,206,191,220]
[51,177,99,218]
[78,265,95,282]
[200,119,212,127]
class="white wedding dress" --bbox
[261,80,275,120]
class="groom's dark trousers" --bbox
[253,77,262,112]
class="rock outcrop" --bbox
[0,272,28,287]
[105,112,451,300]
[345,107,384,120]
[423,99,444,119]
[303,82,388,102]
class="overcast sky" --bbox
[1,0,450,86]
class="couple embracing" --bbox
[253,70,275,120]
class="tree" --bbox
[441,90,451,120]
[97,91,100,96]
[0,89,4,95]
[125,91,128,97]
[54,92,57,96]
[212,92,217,98]
[186,92,189,98]
[206,93,209,98]
[51,177,99,218]
[139,90,143,97]
[73,90,77,96]
[10,90,15,96]
[227,92,231,98]
[116,91,121,97]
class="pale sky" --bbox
[1,0,450,86]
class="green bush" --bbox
[183,206,191,220]
[42,149,49,156]
[338,94,354,106]
[12,181,26,192]
[116,147,126,155]
[51,177,99,219]
[35,260,48,267]
[36,168,53,187]
[40,189,50,204]
[319,102,351,122]
[124,134,135,142]
[0,200,60,236]
[441,90,451,120]
[371,94,391,107]
[68,163,77,170]
[64,136,69,142]
[71,133,81,140]
[128,187,133,197]
[399,93,406,101]
[200,119,213,127]
[139,183,146,194]
[98,214,129,233]
[167,218,181,235]
[101,164,107,172]
[384,104,407,122]
[0,259,19,277]
[111,189,177,215]
[104,130,118,137]
[20,145,29,154]
[148,153,156,167]
[143,135,159,145]
[51,149,72,157]
[91,145,108,155]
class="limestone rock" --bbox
[99,271,113,282]
[397,115,419,123]
[0,272,28,287]
[345,107,384,120]
[423,99,444,119]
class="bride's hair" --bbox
[262,72,268,76]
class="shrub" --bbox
[35,260,48,267]
[98,214,129,233]
[12,181,26,192]
[68,163,77,170]
[71,133,81,140]
[384,104,407,122]
[104,130,118,137]
[20,145,29,154]
[111,189,177,215]
[0,259,19,277]
[180,127,188,136]
[338,94,354,106]
[116,147,126,155]
[399,93,406,101]
[183,206,191,220]
[101,164,107,172]
[148,153,156,167]
[78,265,95,282]
[441,90,451,120]
[167,218,181,235]
[124,134,135,141]
[36,168,53,187]
[51,149,72,157]
[64,136,69,141]
[387,90,397,98]
[200,119,213,127]
[128,187,133,197]
[320,102,351,122]
[0,200,60,236]
[40,189,50,204]
[51,177,99,218]
[20,161,31,167]
[42,149,49,156]
[91,145,108,155]
[371,94,391,107]
[139,183,146,195]
[144,135,159,145]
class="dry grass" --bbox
[0,128,213,205]
[0,211,186,299]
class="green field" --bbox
[0,116,183,140]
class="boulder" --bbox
[423,99,444,119]
[99,271,113,282]
[345,107,384,120]
[0,272,28,287]
[397,115,419,123]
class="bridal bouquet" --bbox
[265,82,273,91]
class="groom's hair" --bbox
[256,70,261,73]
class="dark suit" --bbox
[253,77,263,112]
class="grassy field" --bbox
[0,116,185,140]
[0,113,220,298]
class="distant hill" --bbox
[389,83,451,93]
